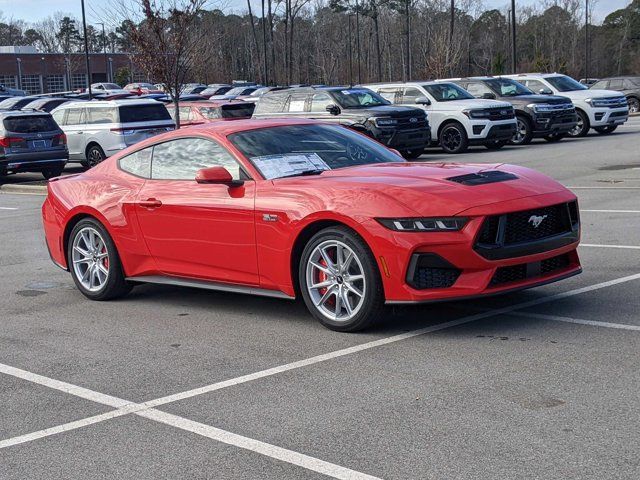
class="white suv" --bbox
[362,81,517,153]
[504,73,629,137]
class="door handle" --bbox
[138,198,162,209]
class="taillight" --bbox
[54,133,67,146]
[0,137,25,148]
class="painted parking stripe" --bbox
[581,244,640,250]
[0,207,17,210]
[1,272,640,475]
[509,311,640,331]
[581,209,640,213]
[567,186,640,189]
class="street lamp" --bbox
[108,57,113,84]
[80,0,92,99]
[41,56,47,94]
[96,22,108,83]
[16,58,22,90]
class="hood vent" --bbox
[446,170,518,186]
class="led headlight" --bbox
[376,217,468,232]
[462,109,490,119]
[527,103,553,112]
[374,117,398,127]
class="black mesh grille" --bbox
[412,267,460,289]
[395,115,428,130]
[490,253,572,287]
[478,215,500,244]
[490,264,527,286]
[484,107,515,120]
[541,253,571,274]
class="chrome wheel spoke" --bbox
[346,283,363,297]
[316,285,337,307]
[309,261,331,275]
[310,279,334,290]
[341,290,353,316]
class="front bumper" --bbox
[362,190,581,304]
[374,126,431,151]
[587,106,629,127]
[469,122,517,144]
[532,112,577,136]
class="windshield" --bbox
[330,89,390,108]
[228,124,403,179]
[485,78,533,96]
[423,83,474,101]
[546,75,587,92]
[100,83,122,90]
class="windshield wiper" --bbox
[277,169,326,179]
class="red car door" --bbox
[134,137,258,285]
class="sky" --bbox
[0,0,632,25]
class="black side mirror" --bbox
[481,92,496,100]
[415,96,431,106]
[325,104,340,115]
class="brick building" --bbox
[0,48,147,95]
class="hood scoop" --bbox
[446,170,518,186]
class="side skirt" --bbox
[126,275,295,300]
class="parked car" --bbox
[590,77,640,114]
[253,86,430,159]
[447,77,576,144]
[0,110,68,179]
[181,83,208,95]
[0,83,27,96]
[21,97,72,113]
[89,83,130,96]
[363,81,516,154]
[241,86,290,103]
[224,85,262,98]
[42,118,582,332]
[505,73,629,136]
[579,78,599,86]
[199,84,233,98]
[51,99,175,167]
[168,100,255,127]
[123,83,164,95]
[0,96,40,110]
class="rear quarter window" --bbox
[118,104,171,123]
[254,94,289,114]
[3,115,59,133]
[119,147,152,178]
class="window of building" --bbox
[20,75,42,95]
[46,75,65,93]
[0,75,17,89]
[71,73,88,91]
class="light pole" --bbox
[80,0,92,99]
[355,0,361,84]
[348,15,353,85]
[16,57,22,90]
[585,0,589,80]
[510,0,517,73]
[41,56,47,93]
[97,22,108,83]
[108,57,113,85]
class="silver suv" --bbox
[51,99,175,167]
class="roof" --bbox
[178,99,252,107]
[186,117,322,136]
[0,109,51,118]
[503,73,562,78]
[56,99,165,108]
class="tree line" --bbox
[1,0,638,86]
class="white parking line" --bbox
[1,272,640,476]
[581,244,640,250]
[567,186,640,189]
[509,311,640,331]
[0,207,17,210]
[581,209,640,213]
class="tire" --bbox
[510,115,533,145]
[628,97,639,114]
[543,133,567,142]
[67,218,132,301]
[439,122,469,154]
[86,144,106,168]
[594,125,618,134]
[484,139,508,150]
[568,109,590,137]
[298,226,384,332]
[401,148,424,160]
[42,168,64,180]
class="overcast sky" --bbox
[0,0,631,25]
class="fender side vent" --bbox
[447,170,518,186]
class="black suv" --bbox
[451,77,577,145]
[252,86,430,159]
[591,77,640,114]
[0,110,69,179]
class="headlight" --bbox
[374,117,398,127]
[527,103,553,112]
[376,217,468,232]
[462,109,490,119]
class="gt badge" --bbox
[528,214,548,228]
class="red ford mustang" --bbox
[42,118,581,331]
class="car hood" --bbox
[280,163,568,217]
[433,99,513,109]
[563,89,625,100]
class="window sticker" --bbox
[341,89,370,95]
[251,153,330,179]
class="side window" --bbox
[464,82,493,97]
[87,107,117,124]
[378,88,399,103]
[401,87,423,104]
[287,93,307,112]
[524,79,546,92]
[151,138,243,181]
[608,79,624,90]
[65,108,85,126]
[310,93,332,112]
[592,80,608,89]
[119,147,153,178]
[179,106,193,122]
[52,109,66,126]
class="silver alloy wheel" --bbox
[569,115,584,136]
[305,240,366,322]
[87,148,104,167]
[513,118,527,143]
[72,227,110,292]
[629,98,639,114]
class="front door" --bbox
[135,136,258,285]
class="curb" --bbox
[0,183,48,195]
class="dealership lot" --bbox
[1,118,639,479]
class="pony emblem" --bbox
[528,214,548,228]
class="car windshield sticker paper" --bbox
[251,153,329,179]
[341,89,370,95]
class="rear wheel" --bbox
[299,226,384,332]
[42,168,64,180]
[543,133,567,142]
[86,145,106,168]
[510,115,533,145]
[594,125,618,134]
[68,218,132,301]
[628,97,639,114]
[439,123,468,154]
[568,109,590,137]
[484,139,508,150]
[401,148,424,160]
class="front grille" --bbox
[395,116,428,130]
[490,253,572,287]
[611,110,628,118]
[485,107,515,120]
[412,267,460,289]
[474,201,580,260]
[596,97,628,109]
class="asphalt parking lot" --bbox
[1,117,639,479]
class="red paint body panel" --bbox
[42,119,581,303]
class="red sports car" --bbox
[42,119,581,331]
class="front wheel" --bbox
[594,125,618,134]
[627,97,639,114]
[299,226,384,332]
[543,133,567,142]
[484,139,508,150]
[401,148,424,160]
[568,109,590,137]
[86,145,106,168]
[439,123,469,154]
[68,218,132,301]
[510,116,533,145]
